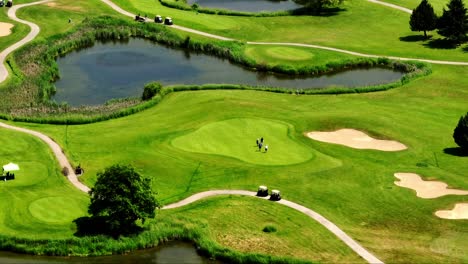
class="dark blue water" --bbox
[53,38,404,106]
[0,242,218,263]
[187,0,301,12]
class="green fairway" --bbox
[0,128,88,239]
[0,0,467,262]
[172,118,313,165]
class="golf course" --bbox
[0,0,467,262]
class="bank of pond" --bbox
[53,38,405,106]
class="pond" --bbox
[53,38,405,106]
[186,0,302,12]
[0,242,219,264]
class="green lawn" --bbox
[113,0,468,61]
[0,0,467,262]
[13,63,468,263]
[172,118,314,165]
[0,128,88,239]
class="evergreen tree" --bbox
[453,112,468,150]
[438,0,468,44]
[409,0,438,38]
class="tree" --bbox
[293,0,343,14]
[88,164,159,235]
[437,0,468,44]
[409,0,438,38]
[453,112,468,150]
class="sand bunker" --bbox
[0,23,14,37]
[394,173,468,199]
[306,129,407,151]
[435,203,468,220]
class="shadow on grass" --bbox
[399,35,431,42]
[292,6,347,17]
[463,45,468,52]
[423,38,458,49]
[443,147,468,157]
[74,216,143,238]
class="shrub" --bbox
[453,112,468,149]
[262,225,277,233]
[142,82,163,100]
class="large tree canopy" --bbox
[89,164,159,235]
[410,0,438,38]
[438,0,468,44]
[453,112,468,150]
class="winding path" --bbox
[163,190,384,264]
[0,122,90,192]
[0,0,51,84]
[99,0,468,66]
[0,119,384,263]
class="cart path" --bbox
[367,0,412,14]
[163,190,384,264]
[0,122,90,193]
[0,0,51,84]
[100,0,468,65]
[0,119,383,263]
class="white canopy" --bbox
[3,163,19,172]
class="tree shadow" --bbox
[291,7,346,17]
[423,38,458,49]
[399,35,431,42]
[74,216,144,238]
[463,45,468,52]
[443,147,468,157]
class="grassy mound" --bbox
[172,118,313,165]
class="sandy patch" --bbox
[45,1,82,11]
[435,203,468,220]
[394,173,468,199]
[0,22,14,37]
[306,129,407,151]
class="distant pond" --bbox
[53,38,404,106]
[0,242,219,264]
[186,0,302,12]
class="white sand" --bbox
[0,22,14,37]
[394,173,468,199]
[435,203,468,220]
[306,129,407,151]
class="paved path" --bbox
[99,0,468,66]
[367,0,412,14]
[0,122,90,192]
[163,190,384,264]
[0,118,384,263]
[0,0,51,84]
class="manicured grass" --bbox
[0,128,88,239]
[244,45,357,67]
[114,0,468,61]
[162,195,364,263]
[172,118,314,165]
[15,63,468,263]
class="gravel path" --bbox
[0,0,51,84]
[100,0,468,66]
[367,0,412,14]
[163,190,384,264]
[0,122,90,193]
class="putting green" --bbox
[29,196,88,224]
[172,118,313,165]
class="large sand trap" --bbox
[435,203,468,220]
[306,129,407,151]
[0,22,14,37]
[394,173,468,199]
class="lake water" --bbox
[186,0,302,12]
[54,38,404,106]
[0,242,218,264]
